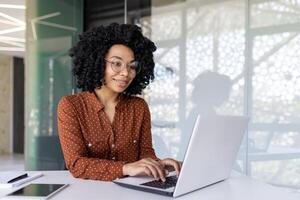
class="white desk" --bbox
[0,171,299,200]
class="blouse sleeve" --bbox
[57,96,126,181]
[138,99,159,160]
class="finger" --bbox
[143,159,166,181]
[172,160,181,176]
[142,158,164,169]
[142,163,159,180]
[141,159,164,173]
[147,158,165,170]
[146,159,166,177]
[152,164,166,182]
[142,166,152,177]
[138,159,158,178]
[162,159,181,176]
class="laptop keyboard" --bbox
[140,175,178,189]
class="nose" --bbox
[120,65,129,76]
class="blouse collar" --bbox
[85,91,126,112]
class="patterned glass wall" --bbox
[133,0,300,189]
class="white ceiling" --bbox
[0,0,25,58]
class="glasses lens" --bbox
[107,59,140,74]
[129,62,140,72]
[110,60,123,72]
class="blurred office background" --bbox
[0,0,299,191]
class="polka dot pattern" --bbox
[57,91,157,181]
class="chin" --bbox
[114,84,130,93]
[114,87,127,94]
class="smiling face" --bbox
[102,44,137,94]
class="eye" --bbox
[112,60,123,68]
[129,62,138,70]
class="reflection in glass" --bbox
[140,0,245,161]
[178,71,233,159]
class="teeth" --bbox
[115,79,127,85]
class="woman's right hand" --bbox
[122,158,167,181]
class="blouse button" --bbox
[133,140,137,144]
[88,143,92,147]
[111,144,115,148]
[112,156,116,160]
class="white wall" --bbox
[0,55,12,154]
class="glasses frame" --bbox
[104,59,141,74]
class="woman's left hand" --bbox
[159,158,182,176]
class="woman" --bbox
[57,23,181,182]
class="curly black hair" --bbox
[69,23,157,96]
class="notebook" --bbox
[114,115,249,197]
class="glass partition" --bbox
[129,0,300,189]
[25,0,83,170]
[248,0,300,189]
[136,0,246,166]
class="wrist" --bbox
[122,163,129,176]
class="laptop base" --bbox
[114,181,174,197]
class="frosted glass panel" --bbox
[139,0,246,165]
[134,0,300,190]
[248,0,300,189]
[252,33,300,124]
[250,33,300,187]
[250,0,300,28]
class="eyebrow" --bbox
[110,56,135,63]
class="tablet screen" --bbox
[8,183,67,198]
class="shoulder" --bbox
[126,96,149,109]
[119,96,150,114]
[58,91,89,111]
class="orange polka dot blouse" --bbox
[57,91,158,181]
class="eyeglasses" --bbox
[105,58,140,74]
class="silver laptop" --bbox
[113,115,249,197]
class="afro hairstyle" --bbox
[69,23,157,96]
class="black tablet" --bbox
[5,183,68,199]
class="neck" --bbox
[94,86,120,105]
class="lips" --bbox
[113,78,129,87]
